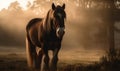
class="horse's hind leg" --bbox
[26,37,38,69]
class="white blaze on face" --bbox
[56,13,65,38]
[56,27,65,38]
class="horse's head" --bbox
[51,3,66,38]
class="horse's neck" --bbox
[43,9,53,32]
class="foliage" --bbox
[100,47,120,71]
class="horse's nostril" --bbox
[61,31,65,35]
[56,27,65,38]
[58,30,64,36]
[63,30,65,33]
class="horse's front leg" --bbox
[50,47,60,71]
[36,49,43,71]
[42,44,50,71]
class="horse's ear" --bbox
[52,3,56,10]
[62,3,65,9]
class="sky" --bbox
[0,0,34,10]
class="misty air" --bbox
[0,0,120,71]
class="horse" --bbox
[26,3,66,71]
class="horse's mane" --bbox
[43,9,53,32]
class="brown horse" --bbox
[26,3,66,71]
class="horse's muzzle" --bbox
[56,27,65,38]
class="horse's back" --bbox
[26,18,42,31]
[26,18,43,47]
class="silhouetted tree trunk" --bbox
[106,0,115,50]
[115,27,120,32]
[106,1,119,59]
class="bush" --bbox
[100,47,120,71]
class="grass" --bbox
[0,48,120,71]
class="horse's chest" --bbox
[47,41,61,50]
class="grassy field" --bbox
[0,54,120,71]
[0,54,29,71]
[0,47,120,71]
[0,53,120,71]
[0,56,98,71]
[0,53,97,71]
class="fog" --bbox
[0,0,120,51]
